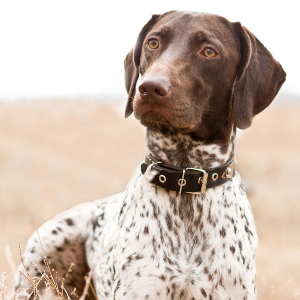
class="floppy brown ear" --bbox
[124,14,161,118]
[124,48,139,118]
[233,23,286,129]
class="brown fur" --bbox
[124,11,286,145]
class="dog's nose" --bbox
[138,76,171,100]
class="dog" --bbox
[13,11,285,300]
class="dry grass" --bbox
[0,99,299,299]
[0,238,97,300]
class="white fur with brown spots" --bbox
[13,129,258,300]
[12,10,286,300]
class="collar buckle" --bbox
[185,168,208,194]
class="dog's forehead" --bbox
[149,11,235,43]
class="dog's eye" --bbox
[148,39,159,49]
[202,48,217,58]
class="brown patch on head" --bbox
[124,11,285,142]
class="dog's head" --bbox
[124,11,286,136]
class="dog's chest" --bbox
[104,173,258,300]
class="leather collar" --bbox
[141,153,236,194]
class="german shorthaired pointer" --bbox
[13,11,285,300]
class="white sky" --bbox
[0,0,299,99]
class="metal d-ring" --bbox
[147,161,162,171]
[146,161,162,182]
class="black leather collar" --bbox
[141,153,236,194]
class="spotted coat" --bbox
[13,127,258,300]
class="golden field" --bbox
[0,100,299,299]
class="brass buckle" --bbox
[185,168,208,194]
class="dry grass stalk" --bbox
[2,227,101,300]
[0,272,7,300]
[78,270,94,300]
[18,242,39,299]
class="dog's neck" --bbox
[145,126,236,170]
[144,125,236,222]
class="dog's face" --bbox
[125,11,286,138]
[134,12,240,132]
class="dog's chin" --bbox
[137,110,197,134]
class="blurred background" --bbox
[0,1,299,299]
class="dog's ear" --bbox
[232,23,286,129]
[124,14,161,118]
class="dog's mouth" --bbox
[134,101,198,132]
